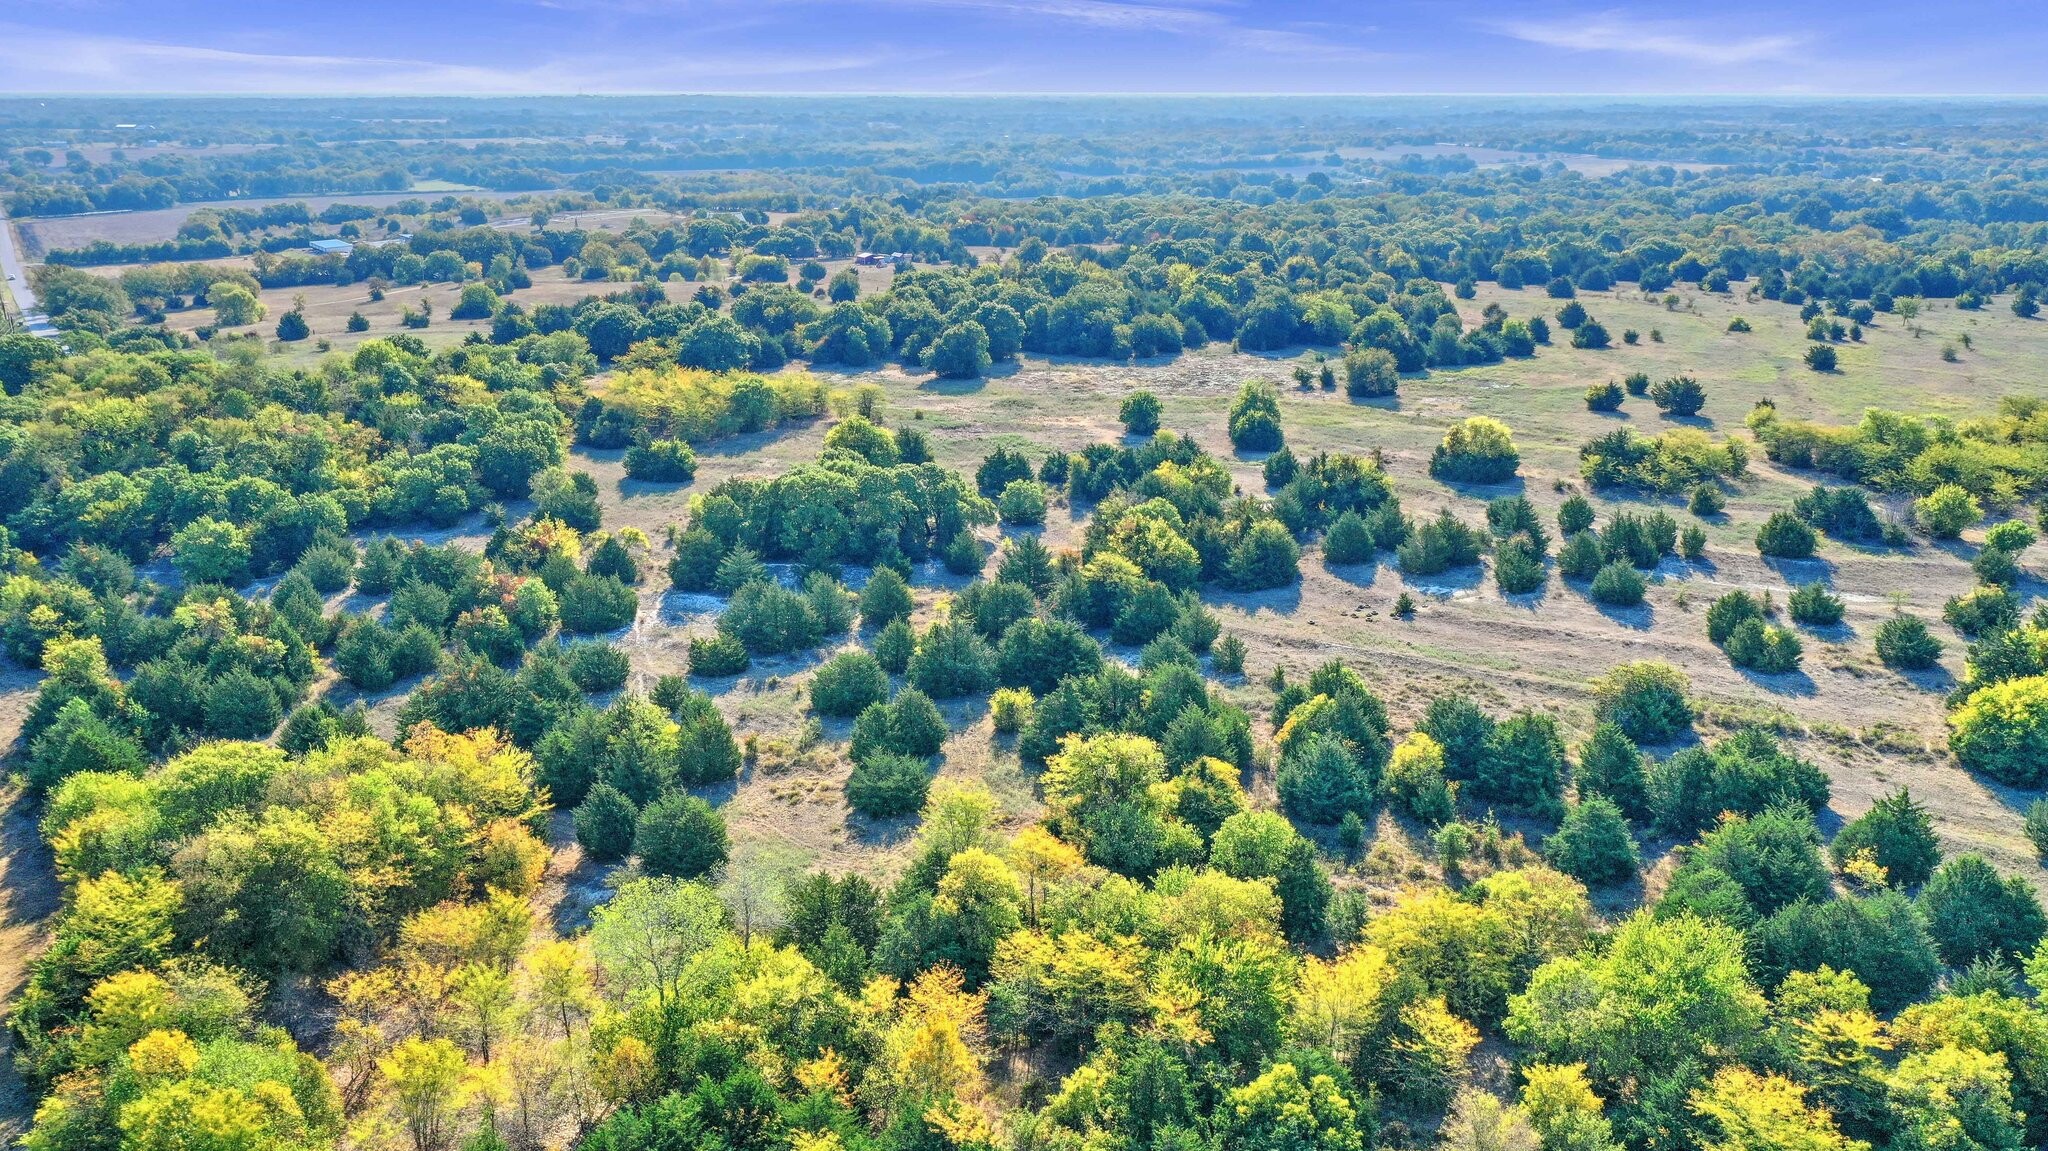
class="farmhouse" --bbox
[307,238,354,256]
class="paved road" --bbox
[0,204,54,336]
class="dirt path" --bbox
[0,783,59,1144]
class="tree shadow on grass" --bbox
[917,376,986,397]
[1894,663,1958,694]
[1737,666,1819,697]
[662,419,822,461]
[1203,581,1304,617]
[846,806,925,850]
[1764,554,1837,582]
[1436,475,1527,500]
[1326,560,1379,589]
[1400,564,1485,600]
[1590,598,1654,630]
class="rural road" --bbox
[0,205,54,336]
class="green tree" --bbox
[858,566,914,627]
[574,783,638,861]
[1591,661,1692,743]
[1916,484,1983,539]
[1546,797,1640,885]
[927,321,993,379]
[1831,788,1939,888]
[1917,855,2047,967]
[1278,733,1372,825]
[1506,911,1766,1096]
[1948,674,2048,786]
[1219,1061,1367,1151]
[1756,511,1818,559]
[1120,390,1163,435]
[210,282,265,327]
[810,650,889,717]
[1875,614,1942,671]
[1576,722,1648,819]
[635,794,729,879]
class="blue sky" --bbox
[0,1,2040,95]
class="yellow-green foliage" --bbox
[598,366,829,443]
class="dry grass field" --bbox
[264,276,2048,892]
[12,189,530,256]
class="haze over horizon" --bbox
[0,0,2042,97]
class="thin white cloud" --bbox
[892,0,1218,32]
[1491,12,1807,66]
[0,25,910,93]
[883,0,1386,59]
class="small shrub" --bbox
[564,642,631,692]
[1947,674,2048,787]
[1622,371,1650,396]
[1397,509,1486,575]
[846,752,931,817]
[1545,797,1640,885]
[1428,417,1520,484]
[990,687,1034,733]
[561,573,638,633]
[1585,381,1623,412]
[1874,615,1942,670]
[1914,484,1982,539]
[1986,519,2037,552]
[1972,546,2020,588]
[1945,585,2020,637]
[689,633,751,677]
[635,794,728,879]
[1385,733,1456,825]
[1558,530,1605,580]
[858,567,915,628]
[1649,375,1707,417]
[1788,582,1845,626]
[1679,524,1706,560]
[1211,633,1247,675]
[623,440,698,482]
[1119,390,1162,435]
[943,531,984,576]
[1804,343,1837,371]
[1589,561,1645,606]
[873,618,915,674]
[811,650,890,717]
[1344,347,1400,398]
[1557,495,1595,536]
[1322,510,1376,566]
[1755,512,1817,559]
[1706,590,1768,644]
[1592,661,1693,743]
[1494,537,1546,595]
[1724,618,1803,674]
[1727,317,1751,332]
[1687,484,1725,517]
[573,784,638,861]
[1227,381,1285,451]
[998,480,1049,526]
[2025,798,2048,860]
